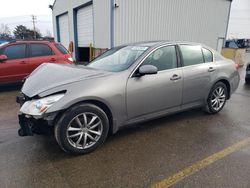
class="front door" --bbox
[126,45,183,119]
[0,44,29,83]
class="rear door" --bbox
[0,44,29,83]
[179,45,211,107]
[27,43,57,72]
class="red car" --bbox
[0,41,73,85]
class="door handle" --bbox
[170,74,181,81]
[50,58,56,62]
[208,67,215,72]
[20,61,27,64]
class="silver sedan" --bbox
[17,41,240,154]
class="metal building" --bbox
[52,0,232,62]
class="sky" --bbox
[0,0,249,39]
[227,0,250,39]
[0,0,54,36]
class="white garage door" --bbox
[58,13,70,49]
[77,5,93,47]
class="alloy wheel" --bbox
[66,112,103,149]
[211,86,226,111]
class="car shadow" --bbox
[107,108,205,142]
[0,83,22,92]
[40,108,207,159]
[243,82,250,90]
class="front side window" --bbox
[202,48,213,62]
[30,44,53,57]
[3,44,26,60]
[87,46,148,72]
[180,45,204,66]
[142,46,177,71]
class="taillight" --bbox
[235,63,239,70]
[64,54,73,62]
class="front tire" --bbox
[55,103,109,154]
[204,82,228,114]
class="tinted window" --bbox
[202,48,213,62]
[3,44,26,60]
[142,46,177,71]
[55,44,68,54]
[30,44,53,57]
[180,45,204,66]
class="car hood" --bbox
[22,63,112,97]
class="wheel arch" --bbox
[54,99,115,136]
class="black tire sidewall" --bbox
[207,82,228,114]
[55,103,109,154]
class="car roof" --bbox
[12,40,54,44]
[0,40,57,48]
[121,40,207,49]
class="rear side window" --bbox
[202,48,213,62]
[142,46,177,71]
[30,44,53,57]
[55,44,68,54]
[3,44,26,60]
[179,45,204,66]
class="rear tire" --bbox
[204,82,228,114]
[55,103,109,154]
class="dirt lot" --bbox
[0,55,250,188]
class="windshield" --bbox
[87,45,148,72]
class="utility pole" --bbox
[31,15,37,39]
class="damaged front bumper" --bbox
[18,114,52,136]
[17,94,58,136]
[18,113,59,136]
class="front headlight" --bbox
[20,94,64,116]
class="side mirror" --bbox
[138,65,158,76]
[0,55,7,62]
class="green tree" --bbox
[13,25,42,39]
[13,25,29,39]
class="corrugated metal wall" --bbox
[77,5,94,47]
[52,0,231,54]
[52,0,92,58]
[113,0,231,49]
[93,0,111,48]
